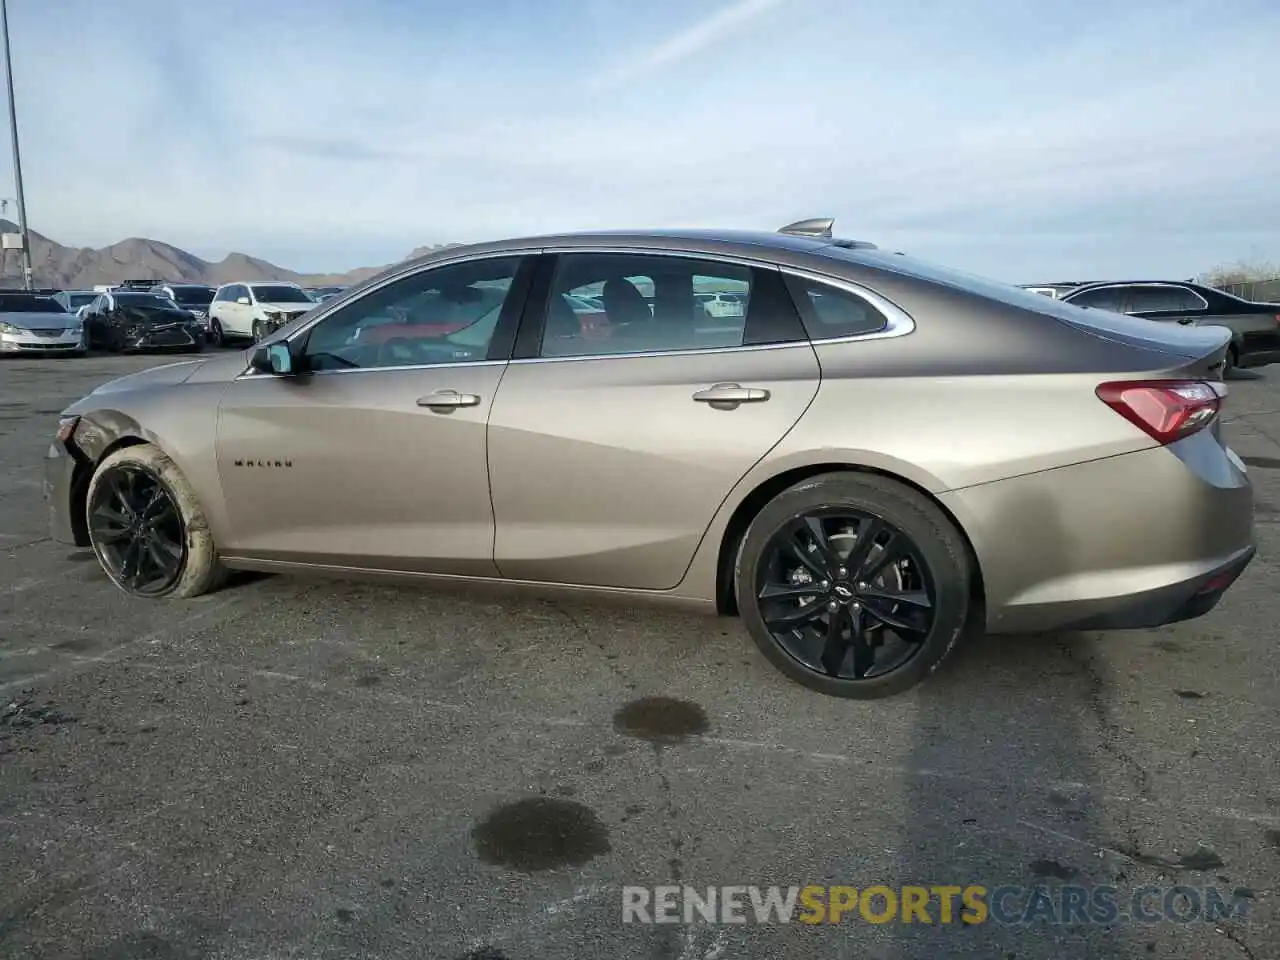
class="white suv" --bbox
[208,282,316,345]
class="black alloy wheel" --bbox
[87,463,187,596]
[211,318,226,347]
[756,510,936,681]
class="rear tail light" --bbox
[1095,379,1225,445]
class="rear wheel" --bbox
[1225,345,1239,377]
[86,444,227,599]
[736,473,972,698]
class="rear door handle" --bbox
[692,383,771,405]
[417,390,481,409]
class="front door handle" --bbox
[692,383,771,406]
[417,390,481,410]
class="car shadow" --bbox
[890,487,1136,957]
[1225,368,1262,382]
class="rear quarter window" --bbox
[784,275,887,339]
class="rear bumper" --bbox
[943,429,1255,635]
[1238,328,1280,367]
[1053,544,1254,631]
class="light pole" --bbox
[1,0,32,290]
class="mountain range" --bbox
[0,220,455,290]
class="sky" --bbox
[5,0,1280,281]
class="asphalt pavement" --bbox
[1,349,1277,960]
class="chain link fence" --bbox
[1219,278,1280,302]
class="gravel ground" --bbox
[1,349,1278,960]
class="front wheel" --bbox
[210,318,227,347]
[251,319,264,343]
[85,444,228,599]
[736,473,973,699]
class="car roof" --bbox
[1065,280,1202,291]
[395,228,877,276]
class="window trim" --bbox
[236,249,541,379]
[1064,282,1209,315]
[521,249,772,363]
[781,268,909,343]
[237,245,917,377]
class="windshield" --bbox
[168,286,215,305]
[251,284,312,303]
[115,293,180,309]
[0,294,67,313]
[66,293,97,308]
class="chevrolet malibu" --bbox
[44,221,1255,698]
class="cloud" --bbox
[3,0,1279,279]
[253,137,414,163]
[594,0,791,87]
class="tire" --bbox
[1224,345,1238,377]
[210,318,227,347]
[252,318,264,343]
[85,444,228,599]
[735,472,972,699]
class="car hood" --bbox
[88,359,206,396]
[259,301,314,313]
[0,311,77,329]
[119,307,193,324]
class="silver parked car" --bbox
[0,292,85,355]
[45,219,1254,698]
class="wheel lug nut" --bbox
[827,601,839,612]
[857,582,867,590]
[837,568,847,578]
[851,602,861,611]
[819,581,830,590]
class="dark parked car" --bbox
[81,291,205,354]
[1020,282,1092,299]
[1060,281,1280,373]
[151,284,217,339]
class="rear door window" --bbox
[1065,286,1129,313]
[539,253,804,358]
[1123,286,1207,314]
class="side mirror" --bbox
[236,296,251,305]
[249,341,298,376]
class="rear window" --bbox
[0,294,66,313]
[816,246,1229,357]
[816,246,1198,342]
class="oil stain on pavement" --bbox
[471,797,611,871]
[612,697,709,745]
